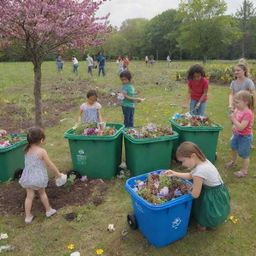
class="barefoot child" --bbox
[165,142,230,230]
[120,71,143,127]
[183,64,208,116]
[78,90,103,124]
[19,128,62,223]
[227,90,254,177]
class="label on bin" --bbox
[134,201,144,214]
[76,149,87,166]
[171,217,181,230]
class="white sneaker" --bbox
[25,215,34,224]
[46,208,57,217]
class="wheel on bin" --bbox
[67,169,82,179]
[127,214,138,230]
[13,168,23,180]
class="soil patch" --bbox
[0,178,109,216]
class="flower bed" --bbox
[133,172,191,205]
[125,123,173,139]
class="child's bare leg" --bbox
[241,158,249,174]
[231,149,238,164]
[38,188,51,212]
[25,188,35,218]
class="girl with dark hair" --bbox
[183,64,208,116]
[165,142,230,231]
[78,89,103,124]
[19,128,62,223]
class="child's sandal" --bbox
[234,170,248,178]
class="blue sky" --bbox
[97,0,244,27]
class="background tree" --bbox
[0,0,109,127]
[178,0,240,62]
[236,0,256,58]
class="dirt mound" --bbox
[0,178,108,216]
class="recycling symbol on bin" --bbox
[78,149,85,155]
[171,217,181,229]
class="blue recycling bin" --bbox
[125,170,193,248]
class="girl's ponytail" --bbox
[234,90,254,111]
[24,128,46,153]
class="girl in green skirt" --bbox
[165,142,230,230]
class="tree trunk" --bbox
[33,61,43,127]
[203,55,207,64]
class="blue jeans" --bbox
[122,106,134,128]
[57,63,63,72]
[88,66,93,75]
[190,99,207,116]
[98,66,105,76]
[231,133,252,158]
[73,64,78,73]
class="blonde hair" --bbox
[176,142,206,162]
[234,90,254,110]
[236,58,250,77]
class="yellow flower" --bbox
[96,249,104,255]
[229,216,238,224]
[67,244,75,250]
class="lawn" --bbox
[0,60,255,256]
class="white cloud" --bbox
[97,0,244,27]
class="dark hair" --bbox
[176,142,206,162]
[187,64,206,80]
[24,128,45,153]
[120,70,132,81]
[87,89,98,99]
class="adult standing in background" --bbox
[166,55,171,67]
[97,53,106,77]
[72,56,79,74]
[229,61,255,111]
[86,54,94,76]
[56,55,64,72]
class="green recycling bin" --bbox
[124,131,179,176]
[0,135,27,182]
[64,123,124,179]
[169,119,223,163]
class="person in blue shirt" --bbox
[56,56,64,72]
[97,53,106,77]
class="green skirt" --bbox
[192,184,230,228]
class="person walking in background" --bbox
[166,55,171,67]
[56,55,64,72]
[145,56,149,66]
[72,56,79,74]
[86,54,94,76]
[150,56,156,67]
[97,52,106,77]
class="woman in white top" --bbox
[72,56,79,74]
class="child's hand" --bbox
[137,98,143,103]
[164,170,176,176]
[195,102,201,109]
[0,129,7,137]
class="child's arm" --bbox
[229,91,235,110]
[78,109,83,123]
[41,150,61,178]
[182,87,192,109]
[0,129,7,137]
[196,88,208,109]
[165,170,192,180]
[230,114,249,131]
[98,109,103,122]
[122,91,142,102]
[191,176,203,198]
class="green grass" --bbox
[0,60,255,256]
